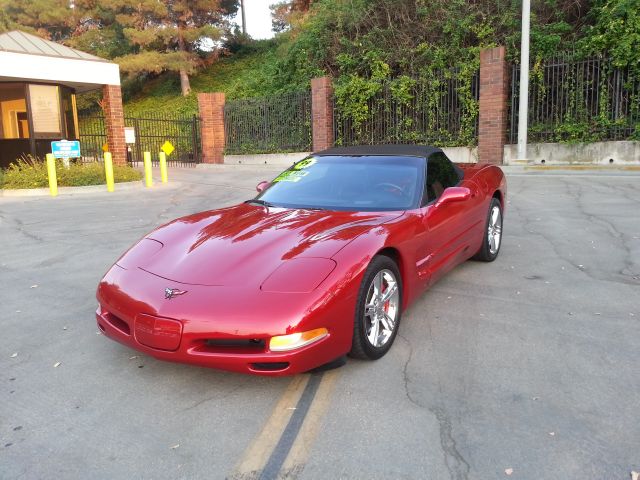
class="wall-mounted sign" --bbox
[29,85,61,134]
[51,140,81,158]
[125,127,136,144]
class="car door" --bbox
[416,153,480,284]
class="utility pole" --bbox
[240,0,247,35]
[517,0,530,161]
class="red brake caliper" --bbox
[382,283,390,313]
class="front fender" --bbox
[330,212,426,311]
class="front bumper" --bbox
[96,308,340,375]
[95,265,354,375]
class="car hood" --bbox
[138,203,403,286]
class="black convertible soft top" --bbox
[315,144,442,158]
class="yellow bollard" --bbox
[143,151,153,188]
[45,153,58,197]
[159,152,168,183]
[104,152,115,192]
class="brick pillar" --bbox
[198,92,225,164]
[478,46,509,165]
[102,85,127,166]
[311,77,334,151]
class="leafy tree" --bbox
[0,0,75,40]
[77,0,239,96]
[270,0,313,32]
[0,10,14,33]
[65,1,135,60]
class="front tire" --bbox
[349,255,402,360]
[474,197,503,262]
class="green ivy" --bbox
[72,0,640,149]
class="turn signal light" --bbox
[269,328,328,352]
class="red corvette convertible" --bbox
[96,145,506,375]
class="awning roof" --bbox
[0,30,120,91]
[0,30,108,62]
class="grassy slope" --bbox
[123,40,289,117]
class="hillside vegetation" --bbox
[78,0,638,117]
[121,40,290,117]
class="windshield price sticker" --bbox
[293,158,316,170]
[273,170,309,182]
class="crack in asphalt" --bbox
[1,213,45,243]
[430,406,471,480]
[509,184,639,286]
[180,384,244,413]
[397,332,422,409]
[397,332,470,480]
[564,180,639,283]
[154,185,194,222]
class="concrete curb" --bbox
[501,165,640,175]
[224,152,310,166]
[197,163,284,170]
[523,165,640,171]
[0,180,180,197]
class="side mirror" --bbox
[256,181,270,193]
[435,187,471,207]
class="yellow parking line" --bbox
[281,370,340,473]
[228,369,340,480]
[231,375,310,478]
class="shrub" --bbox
[0,156,142,190]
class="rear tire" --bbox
[474,197,503,262]
[349,255,402,360]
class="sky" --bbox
[231,0,275,40]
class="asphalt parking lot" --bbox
[1,166,639,480]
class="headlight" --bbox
[261,258,336,293]
[269,328,328,352]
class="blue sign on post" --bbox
[51,140,81,159]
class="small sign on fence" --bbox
[51,140,81,159]
[125,127,136,144]
[161,141,175,156]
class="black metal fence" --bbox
[509,55,640,143]
[224,90,312,154]
[78,113,201,167]
[77,115,107,163]
[334,71,480,148]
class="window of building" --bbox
[0,83,29,139]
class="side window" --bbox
[424,152,460,203]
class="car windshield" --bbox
[254,155,424,211]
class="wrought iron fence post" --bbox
[132,117,142,165]
[191,115,199,164]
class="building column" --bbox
[478,46,509,165]
[311,77,334,152]
[198,92,225,164]
[102,84,127,166]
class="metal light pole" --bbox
[240,0,247,35]
[517,0,530,161]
